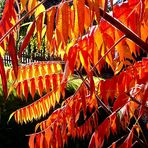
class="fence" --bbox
[3,51,51,66]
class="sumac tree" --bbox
[0,0,148,147]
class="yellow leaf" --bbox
[35,2,45,18]
[20,0,27,12]
[0,46,5,57]
[94,27,103,50]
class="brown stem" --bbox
[99,8,148,53]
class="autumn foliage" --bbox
[0,0,148,147]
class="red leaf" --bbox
[45,75,51,93]
[56,126,63,147]
[36,13,43,49]
[0,55,7,97]
[19,21,35,58]
[62,45,77,84]
[44,128,52,147]
[113,93,129,111]
[35,134,41,148]
[8,34,18,78]
[38,76,43,96]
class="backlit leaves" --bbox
[10,88,61,124]
[98,59,148,106]
[6,61,63,82]
[15,73,63,100]
[0,0,148,148]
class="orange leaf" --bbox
[84,5,91,31]
[20,0,27,12]
[16,82,22,98]
[29,134,35,148]
[73,0,85,37]
[45,75,51,93]
[68,45,78,73]
[30,78,36,98]
[44,128,52,147]
[46,7,56,52]
[56,2,69,45]
[40,133,44,148]
[28,0,37,14]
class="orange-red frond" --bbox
[6,61,63,82]
[9,88,61,124]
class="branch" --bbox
[99,8,148,53]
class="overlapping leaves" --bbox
[0,0,148,148]
[27,59,148,148]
